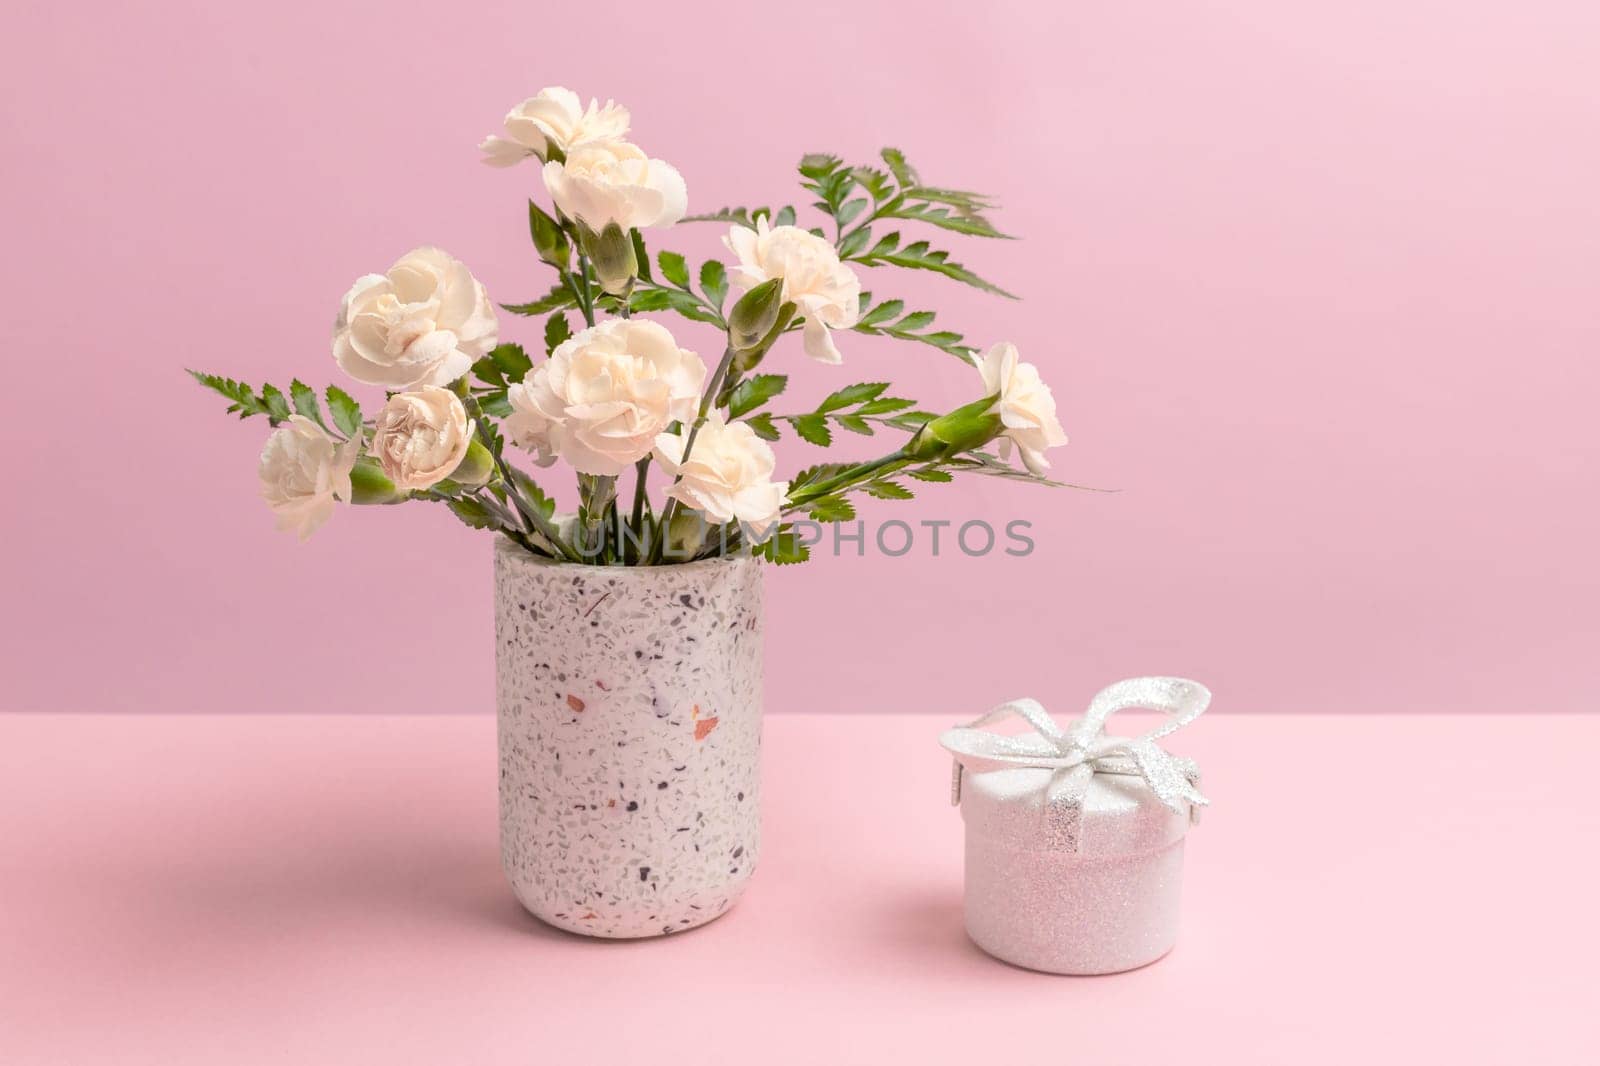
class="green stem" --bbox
[630,457,650,529]
[652,343,738,563]
[565,252,598,328]
[763,410,924,431]
[578,474,618,561]
[630,279,727,331]
[422,488,546,558]
[463,402,582,562]
[785,449,911,512]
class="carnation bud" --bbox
[577,221,638,296]
[906,394,1004,461]
[660,507,710,561]
[348,457,406,505]
[446,438,495,490]
[728,278,786,352]
[528,201,571,270]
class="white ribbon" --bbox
[940,677,1210,849]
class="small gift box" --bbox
[940,677,1210,975]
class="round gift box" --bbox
[958,766,1193,975]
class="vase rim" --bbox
[493,534,758,573]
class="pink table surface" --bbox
[2,712,1595,1065]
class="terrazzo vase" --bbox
[494,537,764,938]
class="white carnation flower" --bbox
[654,413,787,539]
[978,342,1067,474]
[723,218,861,364]
[332,247,498,390]
[369,387,475,492]
[506,319,706,476]
[258,416,361,540]
[478,87,630,167]
[542,142,688,232]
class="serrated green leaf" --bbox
[745,412,780,441]
[680,207,758,229]
[857,299,904,327]
[190,370,271,420]
[510,469,558,520]
[864,480,914,500]
[888,201,1012,239]
[836,198,869,227]
[727,374,788,419]
[477,393,512,418]
[904,184,995,207]
[260,383,291,423]
[773,206,797,227]
[758,524,810,565]
[471,357,505,389]
[502,285,577,315]
[445,497,500,530]
[907,467,954,482]
[545,313,572,355]
[658,251,689,288]
[880,147,916,186]
[789,462,853,490]
[488,343,533,384]
[806,495,856,522]
[850,167,896,202]
[835,415,873,435]
[325,386,362,437]
[860,241,1017,299]
[856,397,916,416]
[866,232,901,258]
[893,311,936,331]
[699,260,728,312]
[630,286,724,326]
[289,380,323,426]
[799,153,844,179]
[837,226,873,259]
[818,382,888,413]
[793,413,832,446]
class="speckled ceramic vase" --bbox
[494,538,764,938]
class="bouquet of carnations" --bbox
[191,86,1069,565]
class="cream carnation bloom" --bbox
[542,142,688,232]
[333,247,498,390]
[479,87,630,167]
[978,342,1068,475]
[505,319,706,476]
[654,414,787,539]
[723,218,861,365]
[369,387,474,492]
[258,416,361,540]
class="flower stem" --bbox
[651,343,737,563]
[462,400,582,562]
[566,253,598,328]
[784,449,911,511]
[578,473,618,561]
[630,456,650,528]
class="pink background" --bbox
[3,1,1596,715]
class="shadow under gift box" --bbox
[957,765,1194,975]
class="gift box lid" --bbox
[959,765,1193,856]
[941,678,1211,857]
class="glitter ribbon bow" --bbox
[940,677,1210,848]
